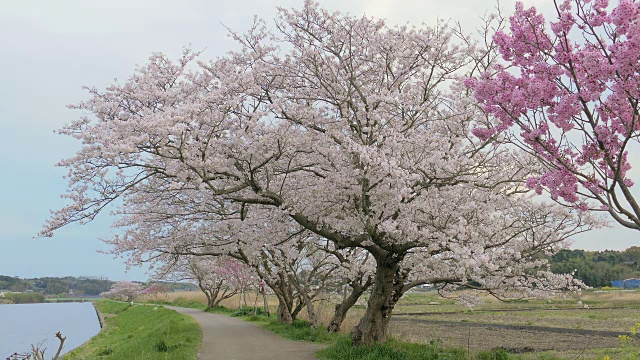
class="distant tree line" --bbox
[31,277,114,296]
[0,275,116,296]
[549,247,640,288]
[4,292,45,304]
[0,275,198,297]
[0,275,27,292]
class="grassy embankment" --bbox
[64,300,201,360]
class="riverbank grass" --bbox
[316,336,469,360]
[64,300,201,360]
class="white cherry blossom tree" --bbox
[43,1,594,345]
[168,255,239,310]
[101,281,143,302]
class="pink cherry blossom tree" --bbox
[140,283,170,300]
[182,256,239,310]
[466,0,640,229]
[43,1,595,345]
[217,256,256,308]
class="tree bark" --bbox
[288,273,320,328]
[253,288,260,316]
[350,258,405,346]
[205,292,214,311]
[262,290,270,317]
[291,298,304,320]
[254,276,294,323]
[202,281,237,311]
[277,300,294,323]
[327,276,372,332]
[212,288,237,308]
[302,292,318,329]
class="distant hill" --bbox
[0,275,114,296]
[0,276,198,296]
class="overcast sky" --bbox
[1,0,636,282]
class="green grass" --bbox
[398,293,457,306]
[316,336,472,360]
[249,317,336,343]
[167,297,207,309]
[316,336,597,360]
[203,305,235,315]
[518,348,640,360]
[206,305,337,343]
[97,300,132,315]
[64,301,201,360]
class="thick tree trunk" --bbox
[212,298,223,308]
[350,259,405,346]
[246,262,293,323]
[273,282,295,324]
[277,300,294,323]
[327,277,372,333]
[327,298,356,333]
[205,296,215,311]
[204,289,216,311]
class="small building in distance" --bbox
[610,279,640,289]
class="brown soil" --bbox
[389,317,622,352]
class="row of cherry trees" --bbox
[43,0,640,346]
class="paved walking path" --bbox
[166,306,325,360]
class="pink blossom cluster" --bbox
[467,0,640,223]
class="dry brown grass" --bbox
[580,289,640,303]
[142,290,365,333]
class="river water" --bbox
[0,302,101,357]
